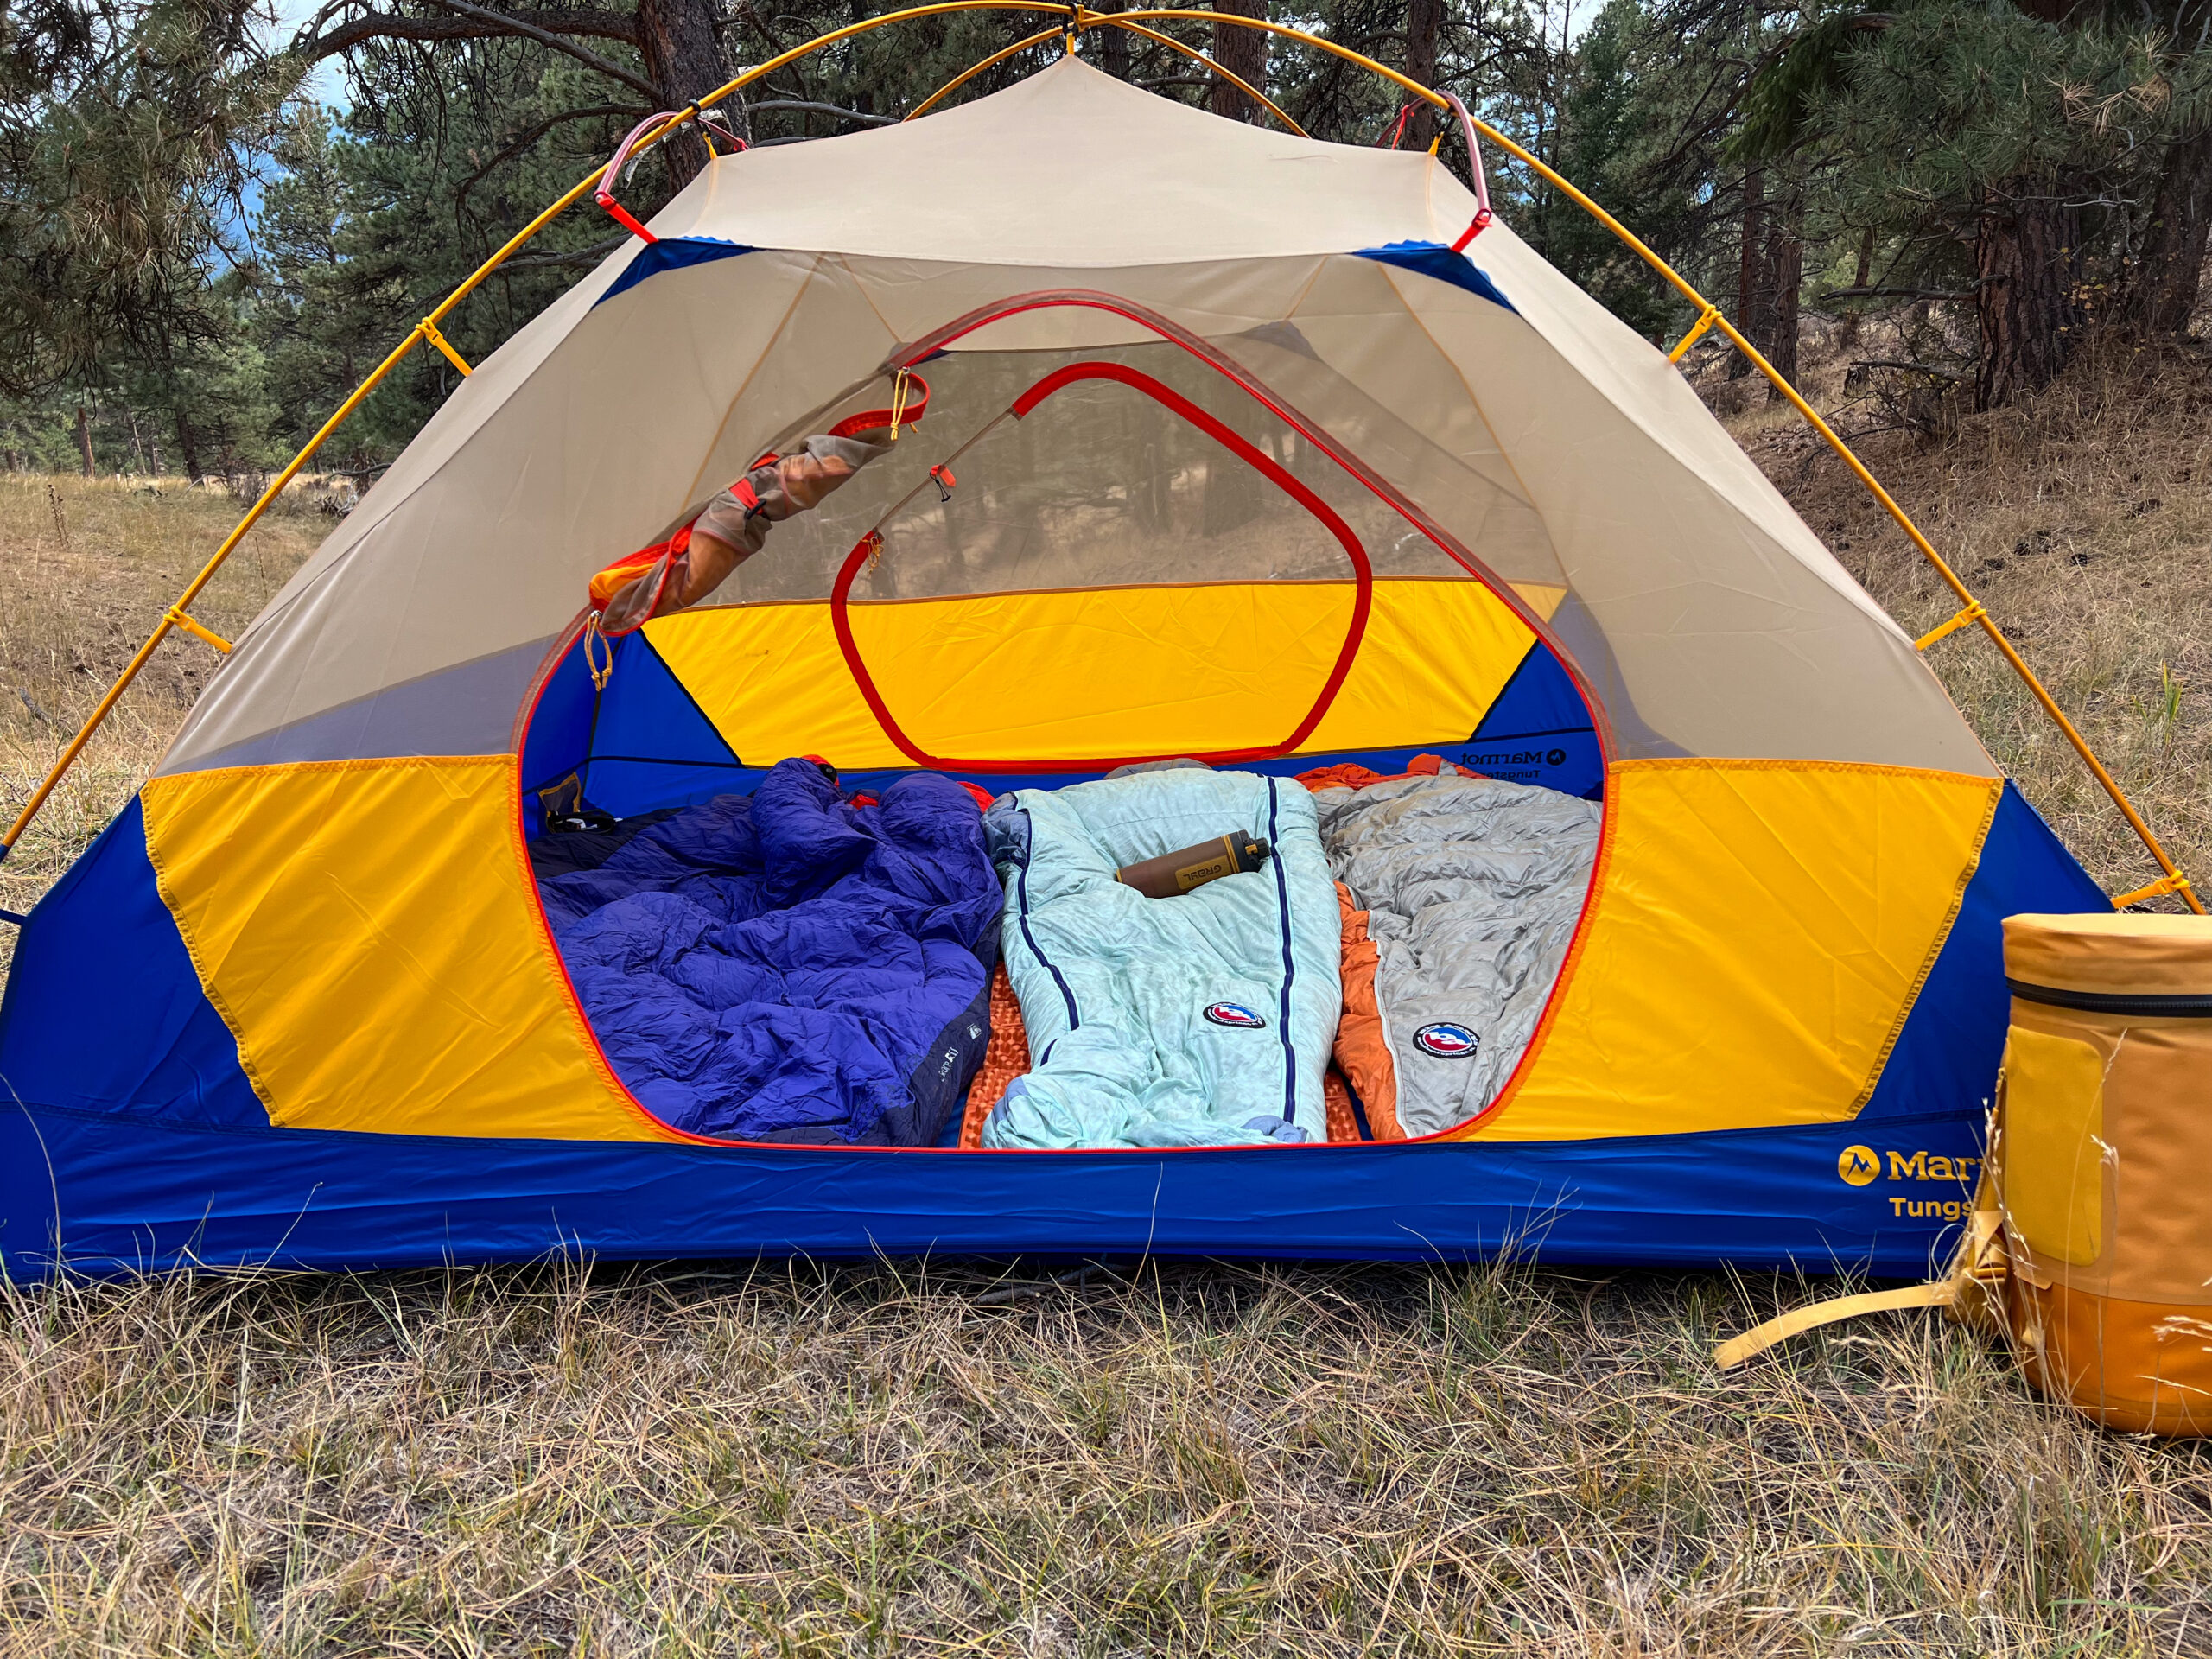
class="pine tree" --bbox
[1739,0,2212,408]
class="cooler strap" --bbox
[1713,1281,1957,1370]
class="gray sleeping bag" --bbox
[1313,772,1600,1135]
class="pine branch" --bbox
[299,2,644,53]
[496,233,630,268]
[298,0,658,102]
[745,99,895,127]
[1817,283,1980,302]
[455,103,645,219]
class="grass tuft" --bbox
[3,1261,2208,1653]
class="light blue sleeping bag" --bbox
[981,768,1339,1148]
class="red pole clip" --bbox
[594,190,659,245]
[594,108,748,245]
[1451,208,1492,252]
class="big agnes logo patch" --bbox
[1413,1022,1479,1058]
[1203,1002,1267,1029]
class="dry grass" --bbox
[4,352,2212,1655]
[1720,332,2212,899]
[6,1259,2209,1656]
[0,474,324,967]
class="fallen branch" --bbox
[1817,284,1979,303]
[1847,358,1966,380]
[975,1265,1096,1306]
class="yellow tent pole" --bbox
[908,10,1309,135]
[11,0,2190,915]
[908,25,1066,120]
[1085,17,1306,135]
[1111,10,1447,105]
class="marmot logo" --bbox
[1414,1022,1479,1058]
[1203,1002,1267,1029]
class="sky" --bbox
[274,0,348,110]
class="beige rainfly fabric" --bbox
[159,56,1991,782]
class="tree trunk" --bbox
[1976,183,2080,410]
[1200,452,1259,538]
[174,409,202,483]
[637,0,737,185]
[1402,0,1443,148]
[1758,212,1802,399]
[76,405,94,478]
[1840,224,1874,348]
[1732,165,1764,379]
[1096,0,1128,79]
[2126,126,2212,337]
[1210,0,1267,123]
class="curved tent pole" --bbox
[1079,18,1305,136]
[906,16,1302,135]
[6,1,2193,917]
[907,25,1066,122]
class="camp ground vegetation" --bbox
[4,0,2212,1650]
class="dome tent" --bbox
[0,52,2126,1277]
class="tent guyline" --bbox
[0,3,2191,918]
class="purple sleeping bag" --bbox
[539,759,1001,1143]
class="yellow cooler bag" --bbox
[1989,912,2212,1434]
[1718,912,2212,1437]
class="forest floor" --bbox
[2,339,2210,1656]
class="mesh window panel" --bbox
[717,334,1485,608]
